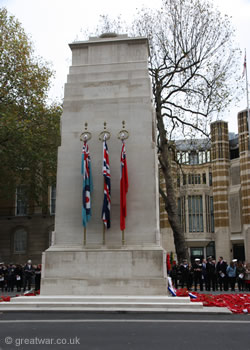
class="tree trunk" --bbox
[156,89,189,262]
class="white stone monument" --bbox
[41,34,167,295]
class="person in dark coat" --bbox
[206,256,216,291]
[7,263,16,292]
[170,261,179,289]
[23,260,34,292]
[34,264,41,291]
[0,262,6,292]
[237,261,246,291]
[179,259,190,289]
[15,264,23,292]
[192,258,203,291]
[216,256,228,291]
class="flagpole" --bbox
[80,123,92,248]
[122,230,125,245]
[103,223,106,245]
[118,122,129,247]
[100,125,111,246]
[83,227,86,246]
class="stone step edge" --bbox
[10,297,191,304]
[1,302,203,307]
[0,306,231,314]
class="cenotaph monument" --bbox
[41,34,168,295]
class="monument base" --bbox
[41,246,168,295]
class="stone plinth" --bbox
[41,34,166,295]
[41,247,167,295]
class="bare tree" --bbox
[86,0,242,261]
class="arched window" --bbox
[14,228,27,254]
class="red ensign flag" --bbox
[120,141,128,230]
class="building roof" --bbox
[175,138,211,152]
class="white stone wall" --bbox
[54,36,160,247]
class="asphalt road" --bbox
[0,312,249,350]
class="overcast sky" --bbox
[1,0,250,133]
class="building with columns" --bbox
[161,109,250,263]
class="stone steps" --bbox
[9,296,189,303]
[0,295,231,313]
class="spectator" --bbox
[227,261,237,291]
[206,257,216,291]
[236,261,245,292]
[15,264,23,292]
[23,259,34,292]
[170,261,179,289]
[192,258,203,291]
[0,262,5,292]
[7,263,16,292]
[245,263,250,291]
[216,256,228,291]
[179,259,191,290]
[35,264,41,291]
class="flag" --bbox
[188,292,198,299]
[102,139,111,228]
[120,141,128,231]
[167,277,176,297]
[81,141,93,227]
[167,253,171,274]
[242,52,247,78]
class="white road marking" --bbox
[0,319,249,324]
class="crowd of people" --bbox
[169,256,250,292]
[0,260,41,293]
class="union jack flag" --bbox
[102,139,111,228]
[81,141,93,227]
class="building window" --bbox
[16,186,28,216]
[218,123,222,140]
[188,174,194,185]
[206,196,214,233]
[209,172,213,186]
[189,151,198,165]
[178,196,186,233]
[202,173,206,184]
[188,174,201,185]
[197,150,211,164]
[13,228,27,254]
[183,174,187,185]
[50,185,56,215]
[195,174,201,184]
[177,152,181,163]
[206,241,215,259]
[218,143,223,158]
[207,150,211,162]
[188,195,203,232]
[180,152,189,164]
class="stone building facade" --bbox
[0,187,55,264]
[161,109,250,263]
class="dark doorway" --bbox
[233,244,245,262]
[190,247,204,264]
